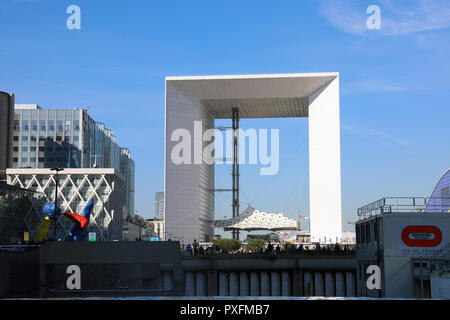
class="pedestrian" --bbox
[193,239,199,255]
[186,243,192,255]
[267,241,273,253]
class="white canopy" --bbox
[215,206,298,231]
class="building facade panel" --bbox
[6,168,125,241]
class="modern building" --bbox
[9,103,135,220]
[120,148,135,219]
[0,92,14,181]
[165,73,342,244]
[12,104,123,170]
[356,169,450,299]
[155,191,164,220]
[0,181,46,244]
[425,169,450,213]
[122,213,154,241]
[6,168,125,241]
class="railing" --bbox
[357,197,450,219]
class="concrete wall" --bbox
[38,241,184,297]
[2,243,356,298]
[183,254,356,297]
[0,247,40,298]
[308,78,342,243]
[165,82,215,244]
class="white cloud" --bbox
[320,0,450,36]
[342,124,413,154]
[341,79,404,94]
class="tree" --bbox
[245,238,265,252]
[213,238,241,251]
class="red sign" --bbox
[401,225,443,247]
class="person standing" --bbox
[193,239,199,255]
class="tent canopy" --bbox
[215,206,298,232]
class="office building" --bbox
[356,170,450,298]
[155,191,164,220]
[12,104,123,170]
[0,92,14,181]
[122,214,154,241]
[10,103,135,221]
[120,148,135,219]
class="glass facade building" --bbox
[120,148,135,219]
[426,169,450,213]
[12,105,122,171]
[11,104,135,220]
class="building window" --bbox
[13,136,19,141]
[366,223,371,243]
[374,221,378,242]
[13,158,18,162]
[361,224,366,244]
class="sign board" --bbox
[431,272,450,299]
[398,224,446,256]
[88,232,96,242]
[150,237,159,242]
[24,232,30,242]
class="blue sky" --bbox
[1,0,449,231]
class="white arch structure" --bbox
[165,73,342,244]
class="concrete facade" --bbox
[165,73,342,245]
[356,203,450,298]
[38,241,184,297]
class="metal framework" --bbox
[357,197,450,219]
[232,107,240,240]
[7,170,124,241]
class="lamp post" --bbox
[50,167,64,240]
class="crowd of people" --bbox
[182,240,355,256]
